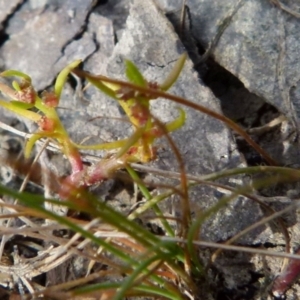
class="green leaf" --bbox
[25,133,43,158]
[0,99,40,122]
[55,60,82,99]
[125,60,147,87]
[160,53,187,91]
[12,80,21,91]
[1,70,32,83]
[10,100,34,110]
[73,282,182,299]
[126,165,175,237]
[114,255,163,300]
[72,138,128,150]
[116,126,145,158]
[166,107,186,132]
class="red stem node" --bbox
[59,156,126,200]
[272,248,300,298]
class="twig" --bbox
[0,121,61,153]
[246,115,287,135]
[179,0,187,35]
[270,0,300,18]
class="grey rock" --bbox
[154,0,182,12]
[84,13,115,73]
[0,0,96,90]
[53,32,96,70]
[94,0,131,36]
[28,0,47,9]
[186,0,300,127]
[0,0,23,26]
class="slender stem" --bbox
[126,165,175,237]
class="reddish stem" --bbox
[68,151,84,174]
[272,248,300,298]
[59,156,127,200]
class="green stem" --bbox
[126,165,175,237]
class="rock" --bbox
[28,0,47,9]
[185,0,300,128]
[94,0,131,38]
[0,0,96,90]
[153,0,182,12]
[0,0,23,26]
[84,13,115,73]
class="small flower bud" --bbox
[37,116,55,132]
[16,81,36,104]
[116,87,136,100]
[130,104,149,125]
[41,91,59,107]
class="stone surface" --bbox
[28,0,47,9]
[0,0,96,90]
[185,0,300,127]
[154,0,182,12]
[0,0,23,26]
